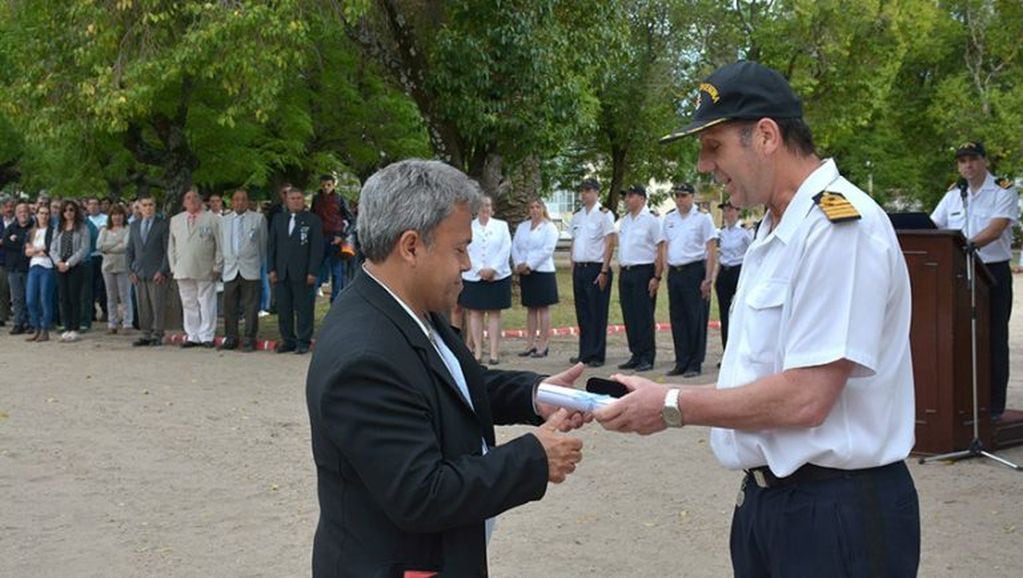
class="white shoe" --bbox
[258,310,270,318]
[317,288,325,298]
[67,331,80,342]
[60,331,70,341]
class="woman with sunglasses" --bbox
[50,200,90,342]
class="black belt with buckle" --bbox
[745,462,896,489]
[620,263,654,271]
[575,262,602,268]
[668,261,704,272]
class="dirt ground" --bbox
[3,291,1023,577]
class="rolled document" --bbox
[536,383,617,413]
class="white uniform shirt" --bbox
[463,217,512,282]
[662,208,717,266]
[616,206,664,266]
[930,172,1018,263]
[570,203,615,263]
[511,220,558,273]
[717,222,753,267]
[711,158,915,476]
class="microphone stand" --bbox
[921,180,1021,470]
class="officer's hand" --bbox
[595,271,609,290]
[648,277,660,297]
[536,363,593,431]
[532,409,583,484]
[269,271,278,284]
[594,374,669,436]
[700,279,712,299]
[306,274,317,285]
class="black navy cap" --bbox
[955,141,986,158]
[671,182,695,195]
[625,184,646,197]
[579,178,601,191]
[660,61,804,144]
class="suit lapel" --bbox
[353,274,478,415]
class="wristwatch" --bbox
[662,389,683,428]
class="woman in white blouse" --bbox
[511,198,559,357]
[459,196,512,364]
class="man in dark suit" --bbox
[269,188,323,354]
[126,195,171,346]
[306,159,586,577]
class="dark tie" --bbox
[142,219,151,244]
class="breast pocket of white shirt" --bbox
[742,280,787,365]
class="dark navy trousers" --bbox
[730,461,920,578]
[573,262,611,363]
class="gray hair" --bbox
[358,159,483,263]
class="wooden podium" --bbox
[897,230,993,454]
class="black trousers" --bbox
[57,265,84,332]
[667,261,708,372]
[276,279,315,347]
[715,264,742,349]
[987,260,1012,415]
[619,264,656,365]
[731,461,919,578]
[223,276,261,342]
[573,262,612,363]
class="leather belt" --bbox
[668,261,703,272]
[575,262,602,268]
[620,263,654,271]
[745,462,896,489]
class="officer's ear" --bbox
[754,118,783,155]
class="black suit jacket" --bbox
[306,270,548,577]
[126,216,170,279]
[269,210,323,282]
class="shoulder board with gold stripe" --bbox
[812,191,861,223]
[997,177,1013,189]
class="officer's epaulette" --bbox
[666,208,676,214]
[997,177,1013,189]
[812,191,861,223]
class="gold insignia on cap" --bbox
[699,82,720,103]
[813,191,861,223]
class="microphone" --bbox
[957,177,969,204]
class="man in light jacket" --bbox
[219,189,267,352]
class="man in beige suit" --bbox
[219,189,266,352]
[168,188,223,348]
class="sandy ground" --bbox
[3,292,1023,577]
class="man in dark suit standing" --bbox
[126,195,171,346]
[269,188,323,354]
[306,159,586,577]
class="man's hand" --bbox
[129,273,139,285]
[479,268,495,282]
[700,279,712,299]
[648,277,660,297]
[306,274,317,286]
[212,270,221,281]
[154,272,166,284]
[331,236,343,246]
[594,374,670,435]
[532,409,583,484]
[269,271,278,284]
[536,363,592,431]
[595,270,609,290]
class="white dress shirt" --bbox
[717,222,753,267]
[616,206,663,266]
[662,208,717,266]
[511,220,558,273]
[711,158,915,476]
[463,217,512,282]
[570,203,615,263]
[930,172,1019,263]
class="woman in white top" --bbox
[511,198,559,357]
[97,204,132,334]
[458,196,512,364]
[24,204,55,342]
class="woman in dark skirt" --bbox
[460,196,512,364]
[511,198,559,358]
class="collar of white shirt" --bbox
[769,158,840,245]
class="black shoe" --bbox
[201,341,215,348]
[666,367,685,376]
[634,362,654,372]
[517,347,537,357]
[586,360,604,368]
[9,325,26,335]
[530,347,549,358]
[682,370,701,378]
[275,343,296,354]
[241,340,255,353]
[569,356,581,364]
[219,338,239,351]
[150,338,163,347]
[181,341,200,349]
[617,359,639,370]
[132,338,152,347]
[294,345,310,355]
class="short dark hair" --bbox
[320,174,335,182]
[737,118,816,157]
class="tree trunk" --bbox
[608,145,628,218]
